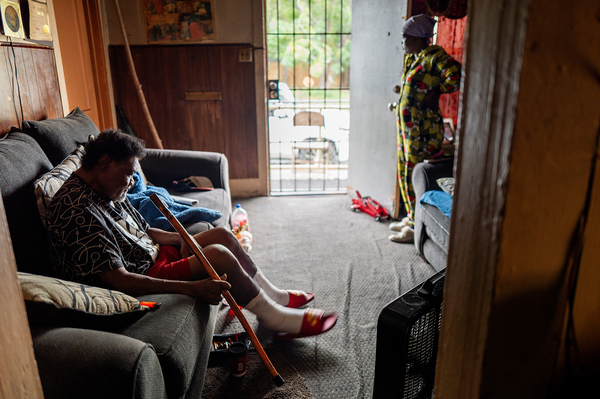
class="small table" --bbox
[291,141,330,169]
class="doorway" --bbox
[53,0,113,130]
[266,0,352,195]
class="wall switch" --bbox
[239,48,253,63]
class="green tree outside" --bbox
[266,0,352,101]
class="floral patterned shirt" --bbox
[397,45,461,140]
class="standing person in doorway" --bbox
[389,14,461,243]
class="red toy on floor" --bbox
[351,191,390,222]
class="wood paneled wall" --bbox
[0,44,63,135]
[109,44,258,180]
[0,43,53,398]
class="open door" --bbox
[53,0,114,129]
[348,0,409,213]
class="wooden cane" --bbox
[113,0,163,150]
[149,194,285,386]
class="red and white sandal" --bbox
[287,291,315,308]
[274,309,338,340]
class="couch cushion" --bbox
[119,293,216,399]
[22,107,99,166]
[34,145,85,225]
[169,188,231,230]
[0,132,53,275]
[420,203,451,254]
[422,238,448,273]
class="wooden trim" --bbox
[0,193,44,399]
[0,43,52,49]
[434,0,531,396]
[82,0,114,130]
[395,0,409,213]
[393,178,401,220]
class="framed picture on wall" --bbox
[141,0,216,43]
[0,0,25,39]
[28,1,52,41]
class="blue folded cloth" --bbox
[420,190,453,218]
[127,172,222,230]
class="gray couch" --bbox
[0,109,232,398]
[412,158,454,272]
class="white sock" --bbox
[252,271,289,306]
[244,290,303,333]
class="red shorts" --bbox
[146,245,193,281]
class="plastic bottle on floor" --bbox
[232,204,252,252]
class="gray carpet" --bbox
[206,194,436,398]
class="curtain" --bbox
[436,15,467,127]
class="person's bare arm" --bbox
[147,228,182,246]
[100,267,231,305]
[147,227,193,257]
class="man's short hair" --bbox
[81,129,146,170]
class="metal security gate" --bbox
[266,0,351,194]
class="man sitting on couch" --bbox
[46,129,337,340]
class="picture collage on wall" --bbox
[141,0,216,43]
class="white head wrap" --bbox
[402,14,437,43]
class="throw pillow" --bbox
[19,272,148,329]
[437,177,455,197]
[19,272,142,314]
[34,145,85,225]
[22,107,100,166]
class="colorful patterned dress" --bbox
[396,45,461,224]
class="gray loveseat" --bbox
[0,108,232,399]
[412,158,454,272]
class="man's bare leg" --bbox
[187,242,258,306]
[189,227,313,308]
[186,243,334,336]
[191,227,258,276]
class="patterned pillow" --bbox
[19,272,148,329]
[19,272,142,315]
[437,177,456,197]
[33,145,85,225]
